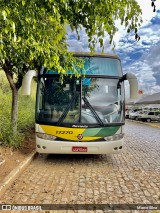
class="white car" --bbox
[129,111,144,121]
[129,110,143,120]
[138,111,160,122]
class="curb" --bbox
[0,151,37,198]
[127,119,160,128]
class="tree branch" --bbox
[15,70,23,90]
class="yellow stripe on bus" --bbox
[40,125,101,141]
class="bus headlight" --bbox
[104,133,124,141]
[36,133,56,140]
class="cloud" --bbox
[113,9,160,94]
[142,44,160,85]
[67,27,112,53]
[67,27,89,52]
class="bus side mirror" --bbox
[21,70,37,95]
[123,73,138,100]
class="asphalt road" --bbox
[1,120,160,212]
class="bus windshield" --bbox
[36,76,124,126]
[47,57,122,77]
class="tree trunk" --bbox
[11,88,19,133]
[3,62,20,134]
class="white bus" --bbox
[22,53,138,154]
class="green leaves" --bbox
[151,0,156,12]
[127,28,130,33]
[0,1,66,70]
[22,0,25,6]
[12,22,15,33]
[60,0,142,50]
[13,33,17,42]
[135,33,140,41]
[2,10,7,20]
[99,38,103,48]
[0,0,143,75]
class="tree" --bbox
[0,1,75,133]
[55,0,143,47]
[0,0,143,134]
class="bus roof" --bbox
[72,52,120,60]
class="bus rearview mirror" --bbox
[123,73,138,100]
[21,70,37,95]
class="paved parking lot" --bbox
[1,120,160,212]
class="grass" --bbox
[0,70,36,148]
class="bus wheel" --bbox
[146,118,151,122]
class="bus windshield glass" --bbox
[36,76,124,126]
[47,57,122,77]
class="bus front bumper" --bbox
[36,137,124,154]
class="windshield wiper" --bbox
[83,97,104,126]
[57,94,78,126]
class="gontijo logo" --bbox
[77,134,83,140]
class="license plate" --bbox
[72,146,88,152]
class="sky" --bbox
[67,0,160,96]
